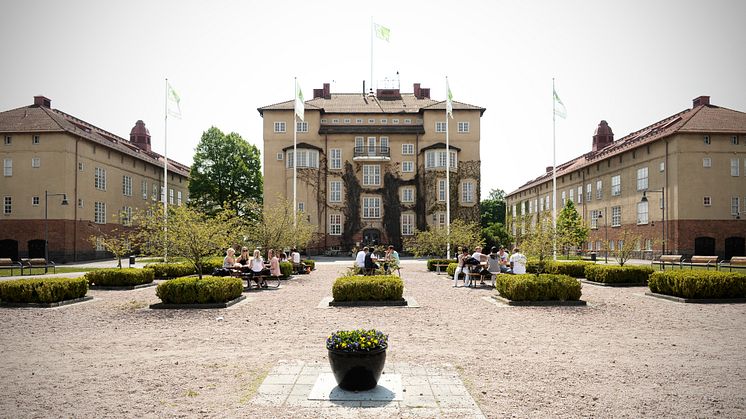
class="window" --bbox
[659,161,665,172]
[355,136,364,152]
[332,119,339,124]
[732,135,739,145]
[273,121,286,133]
[636,167,648,191]
[78,162,84,171]
[435,121,447,132]
[122,175,132,196]
[343,119,350,124]
[596,180,603,199]
[368,119,375,124]
[94,167,107,190]
[380,137,389,153]
[586,184,592,202]
[286,149,319,168]
[611,175,621,196]
[329,214,342,235]
[645,239,653,251]
[4,196,11,214]
[637,201,648,224]
[356,118,363,124]
[437,212,447,227]
[402,144,414,155]
[160,186,166,203]
[32,135,40,144]
[3,159,11,176]
[401,213,414,235]
[78,198,83,208]
[321,119,327,123]
[611,206,621,227]
[362,196,381,218]
[424,150,457,169]
[618,240,624,251]
[329,181,342,202]
[731,158,740,176]
[380,119,387,124]
[401,187,414,203]
[296,121,308,132]
[457,122,469,133]
[402,161,414,173]
[569,188,574,203]
[169,189,174,204]
[276,152,284,161]
[32,196,40,206]
[404,119,412,124]
[703,157,712,168]
[561,191,566,205]
[31,157,40,168]
[367,137,376,155]
[462,181,474,203]
[703,196,711,206]
[3,136,10,145]
[392,119,399,124]
[298,202,304,212]
[590,209,600,229]
[177,191,182,205]
[362,165,381,186]
[575,186,582,204]
[141,180,147,199]
[121,207,132,226]
[330,148,342,170]
[438,179,446,202]
[94,202,106,224]
[704,135,710,144]
[152,183,158,201]
[732,197,740,216]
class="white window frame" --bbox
[659,161,665,172]
[732,135,739,145]
[703,157,712,168]
[32,135,40,144]
[177,191,182,205]
[368,118,375,124]
[380,137,389,153]
[424,150,457,170]
[332,119,339,124]
[731,158,740,176]
[330,148,342,170]
[590,209,599,229]
[462,181,474,203]
[274,121,286,133]
[611,206,621,227]
[596,180,603,200]
[577,186,583,204]
[31,157,40,168]
[329,214,342,235]
[402,161,414,173]
[3,196,11,215]
[561,191,566,205]
[380,118,387,124]
[401,213,414,235]
[362,196,381,218]
[121,206,132,226]
[32,196,40,206]
[438,179,446,202]
[343,119,351,124]
[703,196,711,206]
[355,136,364,153]
[732,197,740,216]
[78,162,84,171]
[296,121,308,132]
[94,201,106,224]
[457,122,469,133]
[636,167,648,191]
[404,119,412,124]
[401,187,414,203]
[298,202,304,212]
[402,144,414,155]
[94,167,107,190]
[3,136,10,145]
[704,135,710,144]
[362,165,381,186]
[392,119,399,124]
[276,152,283,161]
[169,189,174,205]
[329,180,342,203]
[3,159,12,177]
[122,175,133,196]
[286,149,320,169]
[141,180,148,200]
[586,184,592,202]
[637,201,648,225]
[611,175,621,196]
[152,183,158,201]
[435,121,447,133]
[356,118,363,124]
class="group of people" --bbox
[453,245,527,287]
[223,247,303,288]
[354,245,400,274]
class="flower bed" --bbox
[155,276,243,304]
[85,268,154,287]
[0,277,88,304]
[326,329,388,352]
[495,274,582,301]
[648,270,746,299]
[584,265,654,284]
[332,275,403,302]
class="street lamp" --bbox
[641,187,665,256]
[45,190,69,262]
[596,208,609,263]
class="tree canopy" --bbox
[188,127,263,218]
[480,188,512,250]
[404,219,483,258]
[556,200,589,255]
[244,197,315,253]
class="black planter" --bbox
[328,346,387,391]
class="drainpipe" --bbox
[74,137,79,261]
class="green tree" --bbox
[614,229,645,266]
[245,197,315,253]
[189,127,263,218]
[521,212,555,275]
[404,219,483,258]
[89,228,135,268]
[481,222,513,252]
[480,188,506,227]
[556,200,589,257]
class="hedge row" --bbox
[584,265,654,284]
[280,261,293,278]
[648,270,746,299]
[427,259,456,271]
[446,262,458,277]
[155,276,243,304]
[527,261,593,278]
[85,268,154,286]
[0,277,88,304]
[495,274,582,301]
[332,275,404,301]
[144,262,195,279]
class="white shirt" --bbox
[355,250,366,268]
[509,252,527,274]
[291,251,301,264]
[250,257,265,272]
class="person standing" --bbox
[453,247,469,287]
[509,247,528,274]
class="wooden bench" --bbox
[652,254,683,270]
[687,255,719,270]
[719,256,746,272]
[432,263,450,275]
[0,258,24,275]
[23,258,56,274]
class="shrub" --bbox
[527,260,593,278]
[332,275,404,301]
[446,262,458,277]
[0,277,88,304]
[280,261,293,278]
[584,265,653,284]
[85,268,154,286]
[648,270,746,299]
[201,257,224,274]
[495,274,581,301]
[144,262,195,279]
[301,259,316,271]
[155,276,243,304]
[427,259,455,271]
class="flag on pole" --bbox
[446,79,454,119]
[553,88,566,119]
[295,80,304,121]
[373,23,390,41]
[167,82,181,119]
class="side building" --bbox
[259,83,485,253]
[0,96,190,262]
[506,96,746,259]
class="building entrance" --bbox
[362,229,381,247]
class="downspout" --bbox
[324,133,328,250]
[73,137,79,261]
[664,139,669,255]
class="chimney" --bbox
[592,120,614,152]
[315,83,331,99]
[33,96,51,108]
[692,96,710,107]
[420,88,430,99]
[323,83,330,99]
[129,120,152,153]
[376,88,402,100]
[413,83,421,99]
[546,166,553,173]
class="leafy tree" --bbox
[556,200,589,257]
[521,212,555,275]
[404,219,483,258]
[89,228,135,268]
[614,229,645,266]
[481,222,513,252]
[480,188,507,227]
[189,127,263,218]
[244,197,315,253]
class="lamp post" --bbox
[45,191,69,262]
[597,208,609,264]
[641,187,665,256]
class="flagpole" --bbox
[293,78,298,228]
[370,17,374,92]
[445,77,451,260]
[163,78,169,262]
[552,78,557,261]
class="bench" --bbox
[432,263,450,275]
[686,255,719,270]
[23,258,56,274]
[0,258,23,275]
[652,255,683,270]
[719,256,746,272]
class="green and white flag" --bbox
[446,79,454,119]
[167,82,181,119]
[374,23,390,42]
[553,88,566,119]
[295,80,304,121]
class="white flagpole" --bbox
[370,17,374,92]
[445,77,451,260]
[293,78,298,228]
[163,78,169,262]
[552,78,557,261]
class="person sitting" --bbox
[383,245,399,274]
[223,248,237,268]
[279,252,288,262]
[509,247,528,275]
[236,247,251,271]
[453,247,470,287]
[498,247,512,273]
[364,247,379,275]
[355,247,367,274]
[249,249,271,288]
[290,248,305,274]
[486,246,501,283]
[268,249,281,280]
[468,246,488,285]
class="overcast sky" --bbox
[2,0,745,197]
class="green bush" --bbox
[144,262,195,279]
[201,257,224,274]
[446,262,458,277]
[527,260,593,278]
[584,265,653,284]
[280,261,293,278]
[0,277,88,304]
[155,276,243,304]
[648,270,746,299]
[85,268,154,286]
[427,259,456,271]
[495,274,581,301]
[332,275,404,301]
[301,259,316,271]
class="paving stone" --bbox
[289,384,313,397]
[295,373,318,385]
[403,384,432,397]
[262,374,297,385]
[401,395,438,408]
[257,383,292,395]
[401,376,429,386]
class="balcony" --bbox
[353,146,390,161]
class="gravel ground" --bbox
[1,260,745,418]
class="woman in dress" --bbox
[268,249,281,279]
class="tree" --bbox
[521,212,555,275]
[614,229,645,266]
[135,205,243,279]
[481,222,513,252]
[480,188,507,227]
[89,228,135,268]
[403,219,483,257]
[188,127,263,218]
[556,200,589,257]
[244,197,315,253]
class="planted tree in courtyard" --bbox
[88,227,135,268]
[521,212,555,275]
[404,219,483,257]
[481,188,512,249]
[556,200,589,257]
[614,229,645,266]
[244,197,315,253]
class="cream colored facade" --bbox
[259,83,485,253]
[506,96,746,259]
[0,96,190,262]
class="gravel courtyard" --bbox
[1,260,745,418]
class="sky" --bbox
[2,0,746,198]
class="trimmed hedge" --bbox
[332,275,404,301]
[527,260,593,278]
[584,265,654,284]
[201,257,224,274]
[155,276,243,304]
[85,268,154,286]
[144,262,195,279]
[446,262,458,277]
[427,259,456,271]
[495,274,582,301]
[0,277,88,304]
[648,270,746,299]
[280,261,293,278]
[301,259,316,271]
